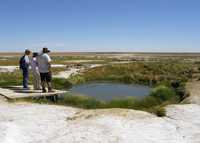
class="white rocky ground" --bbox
[54,64,102,79]
[0,93,200,143]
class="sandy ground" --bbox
[0,93,200,143]
[0,65,66,73]
[54,64,102,79]
[54,68,80,79]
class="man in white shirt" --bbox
[37,47,53,92]
[19,49,31,89]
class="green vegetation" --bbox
[150,85,177,101]
[52,78,72,89]
[58,95,102,109]
[0,70,72,89]
[47,55,112,65]
[0,57,20,66]
[0,70,22,86]
[0,55,112,66]
[64,62,193,116]
[153,107,166,117]
[69,62,192,86]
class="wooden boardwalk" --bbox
[0,86,68,100]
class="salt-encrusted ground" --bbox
[0,92,200,143]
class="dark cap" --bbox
[42,47,51,53]
[25,49,31,55]
[33,52,38,57]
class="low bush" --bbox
[148,106,166,117]
[149,85,176,102]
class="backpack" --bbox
[19,55,26,69]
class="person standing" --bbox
[30,52,41,90]
[37,47,53,92]
[19,49,31,89]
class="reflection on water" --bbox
[70,82,152,101]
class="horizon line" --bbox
[0,51,200,54]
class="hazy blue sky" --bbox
[0,0,199,52]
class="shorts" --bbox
[40,72,52,82]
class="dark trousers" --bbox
[40,72,52,91]
[22,68,29,88]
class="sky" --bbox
[0,0,199,52]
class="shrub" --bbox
[106,97,136,108]
[150,85,176,101]
[134,96,161,109]
[155,107,166,117]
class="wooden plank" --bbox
[0,86,68,99]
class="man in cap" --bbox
[37,47,53,92]
[19,49,31,89]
